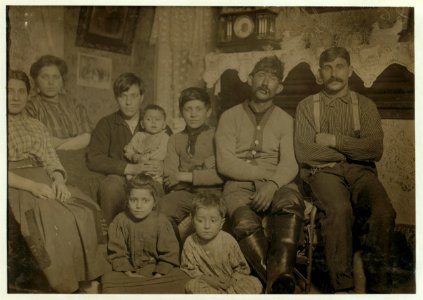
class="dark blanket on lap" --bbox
[56,148,105,203]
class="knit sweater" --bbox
[215,100,298,188]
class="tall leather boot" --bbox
[266,214,303,294]
[238,229,269,283]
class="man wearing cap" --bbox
[215,56,304,293]
[294,47,396,293]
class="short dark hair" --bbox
[113,72,144,98]
[319,47,351,67]
[190,192,226,218]
[250,55,284,82]
[179,87,210,112]
[30,55,68,80]
[126,173,160,201]
[143,104,167,120]
[9,69,31,93]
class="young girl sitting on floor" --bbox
[180,192,263,294]
[102,174,189,293]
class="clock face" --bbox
[233,15,255,39]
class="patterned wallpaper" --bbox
[63,7,156,126]
[378,120,415,225]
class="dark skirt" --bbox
[8,165,110,293]
[102,265,190,294]
[56,148,105,203]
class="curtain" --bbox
[150,7,216,132]
[8,6,64,75]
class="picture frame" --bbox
[76,52,112,89]
[75,6,139,55]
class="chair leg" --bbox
[305,205,317,294]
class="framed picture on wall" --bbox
[75,6,139,55]
[77,52,112,89]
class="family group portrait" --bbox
[5,2,417,297]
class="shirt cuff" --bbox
[49,168,67,182]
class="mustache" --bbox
[327,77,344,84]
[257,86,270,93]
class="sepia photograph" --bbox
[4,1,419,297]
[77,52,112,89]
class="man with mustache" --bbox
[294,47,396,293]
[215,56,304,293]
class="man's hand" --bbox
[29,182,55,200]
[250,181,278,212]
[153,273,163,278]
[315,133,336,148]
[163,172,192,189]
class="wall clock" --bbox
[218,8,280,53]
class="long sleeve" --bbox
[155,215,180,275]
[74,98,93,133]
[87,117,127,175]
[124,133,144,159]
[294,98,346,166]
[228,235,250,275]
[107,215,134,272]
[40,127,67,180]
[180,237,203,278]
[192,168,224,186]
[334,98,383,161]
[163,134,180,177]
[149,133,169,161]
[268,116,298,188]
[215,111,269,181]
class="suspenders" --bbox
[312,92,360,136]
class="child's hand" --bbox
[164,174,179,189]
[132,154,144,163]
[153,273,163,278]
[203,156,216,169]
[126,174,134,181]
[124,271,145,278]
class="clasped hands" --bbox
[315,133,336,148]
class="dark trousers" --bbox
[223,181,305,239]
[99,175,127,224]
[300,162,396,293]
